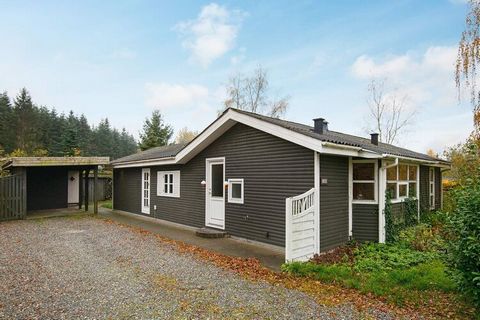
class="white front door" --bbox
[141,168,150,214]
[67,170,80,204]
[205,158,225,229]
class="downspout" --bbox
[378,158,398,243]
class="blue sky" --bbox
[0,0,472,154]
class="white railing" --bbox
[285,188,318,262]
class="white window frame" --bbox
[351,160,378,204]
[227,178,244,204]
[157,170,180,198]
[386,163,419,203]
[429,167,435,210]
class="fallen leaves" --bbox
[100,218,475,319]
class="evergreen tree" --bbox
[0,88,138,159]
[60,111,80,156]
[0,91,15,153]
[139,110,173,151]
[13,88,37,153]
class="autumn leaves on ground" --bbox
[103,218,475,320]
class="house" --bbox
[0,157,109,220]
[111,108,449,261]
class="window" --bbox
[429,167,435,209]
[157,171,180,197]
[352,161,377,203]
[386,163,418,201]
[228,179,244,204]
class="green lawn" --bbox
[282,241,456,306]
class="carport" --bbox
[0,157,109,219]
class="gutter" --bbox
[111,156,176,168]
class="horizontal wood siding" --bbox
[26,167,68,211]
[319,155,349,252]
[419,165,429,213]
[113,167,141,214]
[114,123,314,247]
[435,167,442,211]
[352,204,378,242]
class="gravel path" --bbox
[0,216,391,319]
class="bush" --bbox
[446,180,480,308]
[397,224,446,253]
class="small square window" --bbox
[408,166,417,181]
[399,164,408,180]
[409,182,417,198]
[387,183,397,199]
[353,183,375,201]
[387,166,397,181]
[228,179,244,204]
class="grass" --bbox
[100,200,112,209]
[282,242,457,306]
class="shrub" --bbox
[446,180,480,308]
[398,224,446,253]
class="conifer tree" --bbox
[138,110,173,151]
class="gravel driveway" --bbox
[0,216,387,319]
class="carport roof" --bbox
[1,157,110,169]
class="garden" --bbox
[282,152,480,318]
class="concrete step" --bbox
[196,227,230,239]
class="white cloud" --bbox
[145,82,209,110]
[175,3,245,68]
[351,46,459,109]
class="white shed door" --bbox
[67,171,79,204]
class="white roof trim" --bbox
[111,109,441,168]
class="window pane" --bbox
[353,183,375,200]
[164,183,168,194]
[211,164,224,197]
[399,184,407,197]
[399,164,408,180]
[164,174,168,184]
[231,183,242,199]
[387,166,397,181]
[353,163,375,181]
[409,182,417,197]
[430,169,434,182]
[408,166,417,181]
[169,184,173,194]
[387,183,397,199]
[169,174,173,183]
[430,195,434,206]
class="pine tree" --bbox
[139,111,173,151]
[13,88,37,153]
[60,111,80,156]
[0,91,15,153]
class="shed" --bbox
[1,157,109,219]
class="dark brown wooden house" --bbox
[111,108,450,261]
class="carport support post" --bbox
[93,167,98,214]
[79,170,83,210]
[84,169,89,212]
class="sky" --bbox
[0,0,473,154]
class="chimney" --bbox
[370,133,379,146]
[313,118,328,134]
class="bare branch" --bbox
[365,79,416,145]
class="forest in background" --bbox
[0,88,138,159]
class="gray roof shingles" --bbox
[111,143,185,164]
[111,108,447,164]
